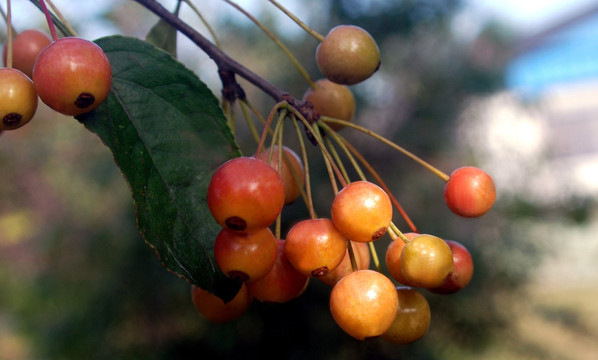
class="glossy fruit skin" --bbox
[3,29,52,78]
[429,240,474,294]
[444,166,496,218]
[381,287,431,344]
[316,25,380,85]
[302,78,355,130]
[0,68,38,131]
[401,234,454,288]
[32,37,112,116]
[385,232,419,286]
[284,218,347,278]
[256,146,304,205]
[207,157,285,232]
[214,227,278,282]
[191,284,252,323]
[246,239,309,303]
[329,270,399,340]
[331,181,392,242]
[319,241,370,286]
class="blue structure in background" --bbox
[506,6,598,96]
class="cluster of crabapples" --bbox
[194,152,493,342]
[190,23,496,343]
[0,29,112,133]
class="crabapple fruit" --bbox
[207,156,285,232]
[256,146,304,204]
[329,270,398,340]
[302,78,355,130]
[319,241,370,286]
[429,240,474,294]
[214,227,278,283]
[444,166,496,218]
[0,68,38,131]
[32,37,112,116]
[385,232,419,286]
[316,25,380,85]
[284,218,347,278]
[3,29,51,78]
[331,181,392,242]
[191,283,253,323]
[401,234,454,288]
[246,239,309,303]
[381,287,431,344]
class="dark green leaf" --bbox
[77,35,242,301]
[145,0,181,57]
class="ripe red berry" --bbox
[331,181,392,242]
[0,67,38,131]
[401,234,454,288]
[429,240,474,294]
[32,37,112,116]
[3,29,51,78]
[214,227,278,282]
[284,218,347,278]
[329,270,398,340]
[302,78,355,130]
[207,156,285,232]
[246,239,309,303]
[256,146,305,205]
[191,283,253,323]
[316,25,380,85]
[444,166,496,218]
[381,287,431,344]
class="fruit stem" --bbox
[223,0,317,90]
[322,116,451,182]
[340,137,419,233]
[134,0,310,119]
[291,116,316,219]
[274,132,284,240]
[347,240,358,272]
[5,0,13,68]
[238,100,261,144]
[38,0,58,41]
[254,102,286,158]
[368,241,381,272]
[389,222,410,243]
[324,136,351,184]
[183,0,222,49]
[267,0,325,42]
[286,106,347,189]
[320,122,419,232]
[44,0,77,36]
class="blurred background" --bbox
[1,0,597,359]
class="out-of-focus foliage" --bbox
[0,0,577,359]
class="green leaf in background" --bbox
[145,0,181,57]
[76,35,242,301]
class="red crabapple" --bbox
[3,29,51,78]
[429,240,474,294]
[207,156,285,232]
[32,37,112,116]
[444,166,496,218]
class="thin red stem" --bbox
[38,0,58,41]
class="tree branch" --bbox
[132,0,296,105]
